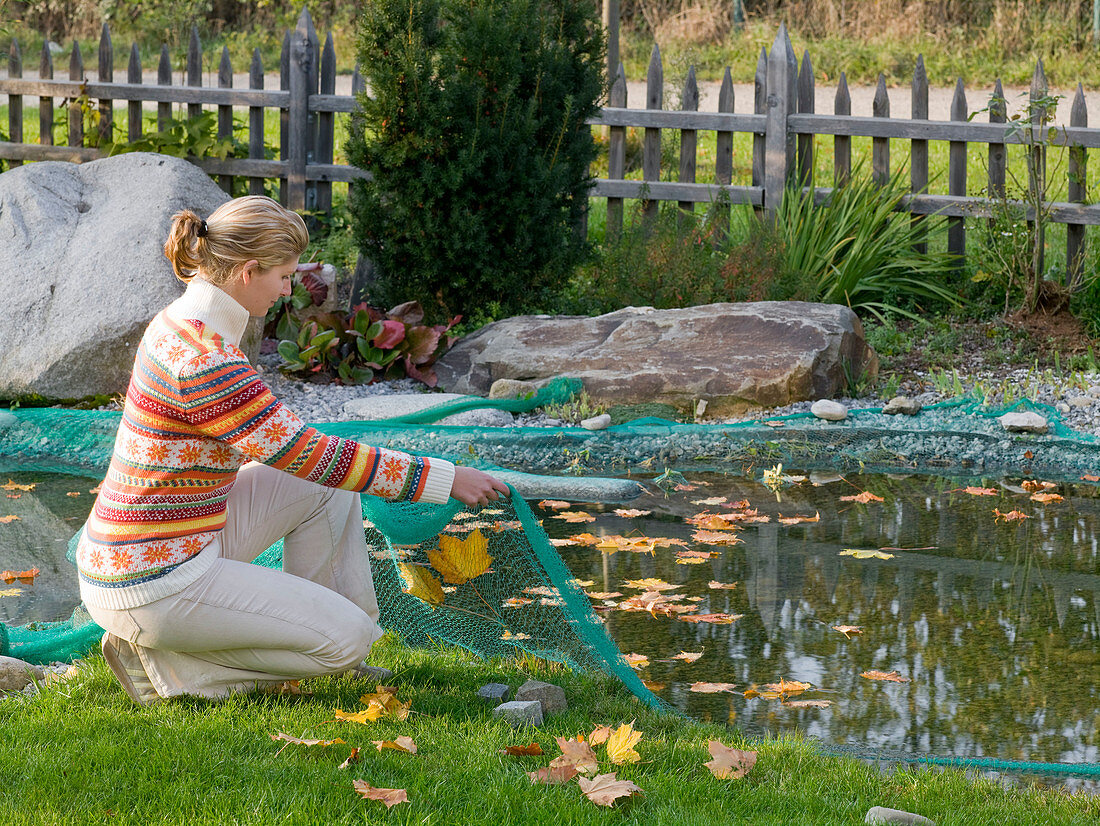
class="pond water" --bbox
[4,467,1099,784]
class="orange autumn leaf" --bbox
[4,494,19,499]
[578,773,643,807]
[839,491,884,503]
[691,529,744,545]
[1081,474,1100,482]
[704,742,758,779]
[687,512,745,530]
[606,722,642,765]
[641,679,667,691]
[537,499,572,510]
[584,590,622,600]
[552,511,595,523]
[502,596,533,608]
[679,613,743,624]
[337,747,361,770]
[612,508,651,518]
[0,568,39,584]
[762,678,811,695]
[622,577,679,591]
[1021,479,1057,492]
[688,682,738,694]
[1030,492,1064,503]
[708,580,738,590]
[500,743,544,757]
[551,735,599,775]
[351,781,408,809]
[588,725,612,746]
[528,764,579,785]
[0,515,20,524]
[567,532,601,546]
[861,669,911,683]
[372,736,417,754]
[0,479,35,491]
[993,508,1029,523]
[953,486,998,496]
[777,512,820,525]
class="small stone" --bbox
[514,679,568,715]
[881,396,922,416]
[488,378,540,400]
[1088,384,1100,398]
[492,700,543,727]
[580,413,611,431]
[1069,395,1094,408]
[477,683,511,705]
[1057,402,1071,414]
[0,655,45,692]
[810,399,848,421]
[865,806,935,826]
[998,411,1049,434]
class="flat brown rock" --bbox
[435,302,878,416]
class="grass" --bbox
[1,634,1097,825]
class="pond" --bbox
[3,466,1099,784]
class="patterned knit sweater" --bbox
[77,278,455,610]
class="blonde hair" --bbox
[163,196,309,285]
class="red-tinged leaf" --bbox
[673,483,698,491]
[299,270,328,304]
[679,613,743,624]
[0,568,39,584]
[500,743,543,757]
[551,735,599,775]
[352,781,408,809]
[337,747,361,769]
[402,325,442,365]
[1024,450,1034,459]
[783,699,832,708]
[688,681,737,693]
[993,508,1029,522]
[0,515,20,524]
[951,486,998,496]
[538,499,572,510]
[372,736,417,754]
[528,764,578,785]
[588,725,612,746]
[1081,474,1100,482]
[66,491,81,497]
[839,491,884,503]
[708,580,738,590]
[578,773,643,807]
[704,742,757,779]
[860,669,911,683]
[4,494,19,499]
[372,319,406,349]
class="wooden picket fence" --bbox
[4,13,1100,277]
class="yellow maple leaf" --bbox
[372,736,417,754]
[333,708,374,724]
[398,563,444,607]
[427,529,492,584]
[605,722,642,765]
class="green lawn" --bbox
[1,634,1096,825]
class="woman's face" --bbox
[234,257,299,317]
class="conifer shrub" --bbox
[347,0,605,324]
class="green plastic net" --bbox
[2,392,1098,711]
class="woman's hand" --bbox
[450,466,511,507]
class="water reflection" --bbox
[550,472,1100,769]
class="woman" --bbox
[76,195,508,705]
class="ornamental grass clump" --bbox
[347,0,605,325]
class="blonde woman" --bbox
[76,195,508,705]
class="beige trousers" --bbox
[86,462,382,699]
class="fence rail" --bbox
[2,14,1099,276]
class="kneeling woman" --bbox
[76,195,508,704]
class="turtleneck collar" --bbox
[166,277,251,347]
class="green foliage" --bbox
[346,0,605,324]
[774,168,961,322]
[541,389,606,425]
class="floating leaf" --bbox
[839,549,895,560]
[762,678,811,695]
[953,486,998,496]
[831,625,864,638]
[704,742,757,779]
[427,528,492,584]
[537,499,572,510]
[397,563,444,607]
[548,538,577,547]
[550,735,598,775]
[0,568,39,584]
[352,781,408,809]
[691,529,744,545]
[777,512,820,525]
[501,743,544,757]
[672,651,703,663]
[641,679,667,691]
[1081,474,1100,482]
[552,511,595,523]
[623,653,649,669]
[839,491,884,503]
[860,669,911,683]
[372,736,417,754]
[0,479,35,491]
[676,556,709,565]
[578,773,643,807]
[708,580,738,590]
[622,578,678,592]
[0,516,20,524]
[584,590,622,600]
[1021,479,1057,492]
[689,682,738,693]
[679,613,742,624]
[691,496,728,506]
[566,532,601,546]
[606,722,642,765]
[0,588,22,598]
[613,508,651,518]
[528,764,579,785]
[1030,492,1064,503]
[993,508,1029,522]
[572,579,594,587]
[783,699,832,708]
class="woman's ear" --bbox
[238,259,261,284]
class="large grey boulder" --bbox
[0,153,230,400]
[436,303,878,416]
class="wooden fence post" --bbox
[714,67,734,240]
[8,39,22,168]
[911,56,929,253]
[1068,84,1088,287]
[678,65,699,223]
[317,31,337,217]
[127,44,142,143]
[764,24,796,219]
[157,46,171,131]
[1029,60,1049,279]
[68,41,84,149]
[834,72,850,185]
[39,41,53,148]
[752,47,766,219]
[987,79,1006,201]
[305,11,320,215]
[97,24,113,148]
[948,78,967,260]
[606,63,627,243]
[797,50,814,188]
[279,30,291,206]
[642,43,662,228]
[249,49,266,196]
[872,73,889,185]
[287,9,315,212]
[186,26,202,123]
[217,45,234,194]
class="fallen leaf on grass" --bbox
[0,479,35,491]
[1030,492,1064,503]
[0,515,21,524]
[704,742,757,779]
[538,499,572,510]
[528,764,579,785]
[708,580,738,590]
[679,613,743,624]
[1,568,40,584]
[839,549,895,560]
[270,733,345,755]
[500,743,544,757]
[831,625,864,638]
[372,736,417,754]
[839,491,884,503]
[427,528,492,584]
[613,508,651,518]
[993,508,1029,522]
[333,688,411,723]
[578,773,643,807]
[397,563,444,607]
[586,725,613,746]
[551,735,599,775]
[606,722,642,765]
[352,781,408,809]
[337,747,360,769]
[783,699,832,708]
[860,670,910,683]
[689,682,737,694]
